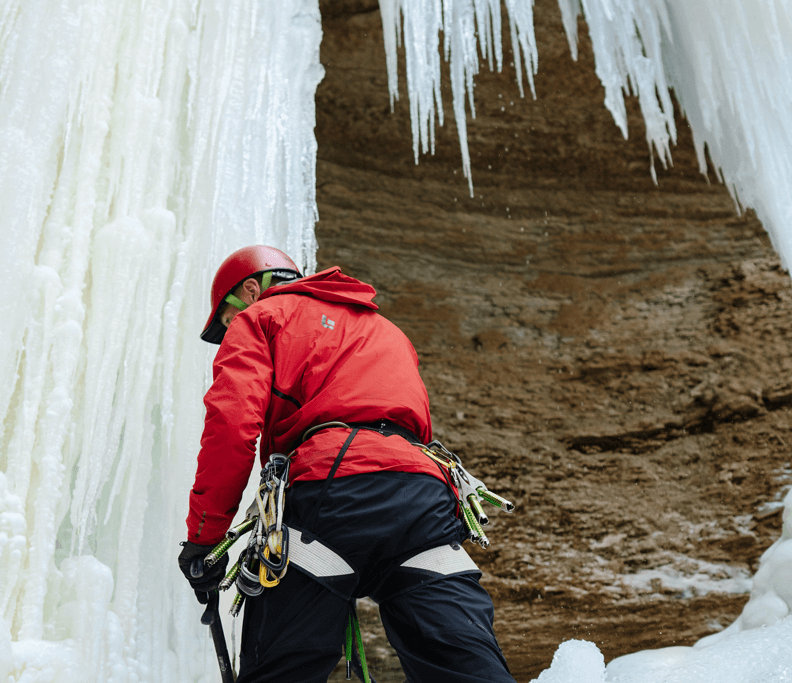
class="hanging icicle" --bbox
[380,0,540,196]
[380,0,792,273]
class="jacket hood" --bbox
[258,267,378,310]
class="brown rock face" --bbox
[316,1,792,680]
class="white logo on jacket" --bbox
[321,314,335,330]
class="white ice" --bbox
[0,0,322,680]
[534,640,607,683]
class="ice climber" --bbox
[178,245,516,682]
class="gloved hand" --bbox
[178,541,229,602]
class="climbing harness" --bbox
[303,420,516,548]
[200,424,515,682]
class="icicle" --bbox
[557,0,582,61]
[379,0,539,195]
[560,0,792,267]
[381,0,792,272]
[504,0,539,100]
[566,0,676,174]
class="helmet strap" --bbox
[223,272,274,312]
[225,293,249,311]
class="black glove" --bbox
[178,541,229,602]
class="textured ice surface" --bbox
[0,0,322,680]
[606,617,792,683]
[379,0,792,271]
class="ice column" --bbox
[0,1,322,681]
[381,0,792,270]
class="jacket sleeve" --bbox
[186,310,273,544]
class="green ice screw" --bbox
[206,518,256,567]
[219,560,242,591]
[477,487,515,513]
[205,536,237,567]
[467,494,489,526]
[461,504,490,548]
[226,518,256,540]
[229,591,245,617]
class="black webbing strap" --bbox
[302,428,360,532]
[347,419,421,444]
[300,419,421,448]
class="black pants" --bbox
[237,472,515,683]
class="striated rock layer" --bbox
[315,1,792,679]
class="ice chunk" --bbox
[607,617,792,683]
[606,646,692,682]
[531,639,606,683]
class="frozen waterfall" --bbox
[0,1,322,680]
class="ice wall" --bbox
[0,1,322,680]
[379,0,792,271]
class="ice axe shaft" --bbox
[201,590,236,683]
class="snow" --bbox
[0,0,322,680]
[604,618,792,683]
[618,554,752,599]
[2,0,792,682]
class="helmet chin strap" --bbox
[224,293,249,311]
[224,272,274,311]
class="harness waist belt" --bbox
[299,420,421,447]
[347,419,421,444]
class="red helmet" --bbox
[201,245,302,343]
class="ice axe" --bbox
[191,559,236,683]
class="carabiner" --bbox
[237,559,265,597]
[258,524,290,573]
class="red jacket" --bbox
[187,268,444,544]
